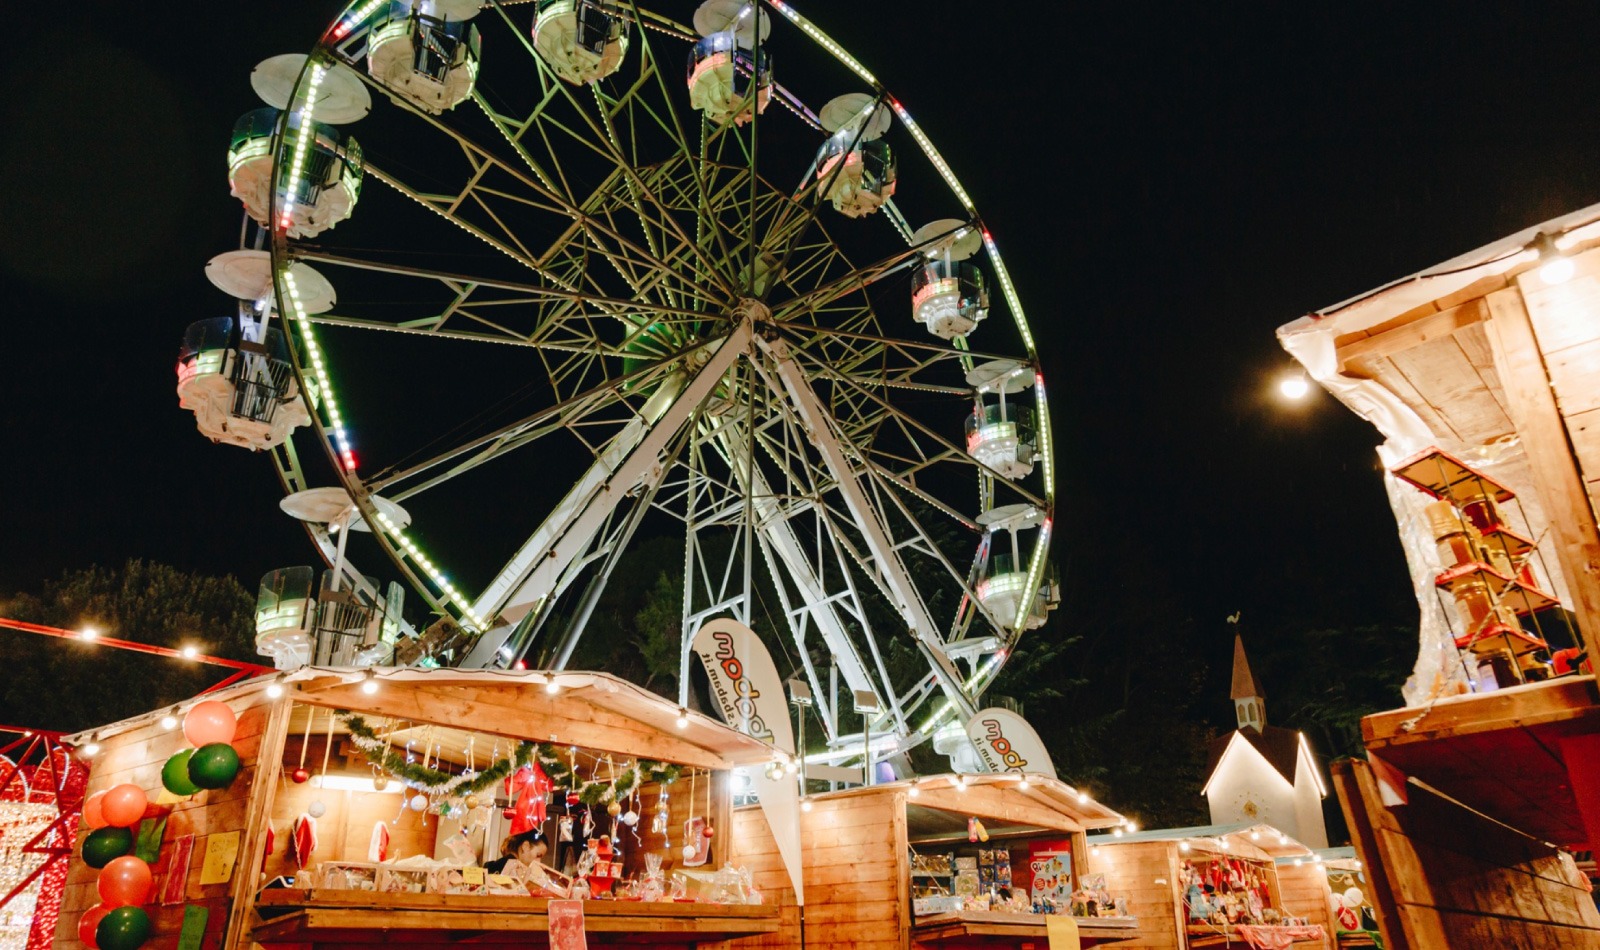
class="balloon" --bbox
[78,904,111,949]
[101,785,148,828]
[183,701,237,747]
[96,906,151,950]
[162,749,201,796]
[82,827,134,869]
[187,743,241,790]
[97,855,152,907]
[83,791,108,829]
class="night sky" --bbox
[6,3,1600,667]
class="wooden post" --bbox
[1483,286,1600,665]
[1328,761,1411,950]
[222,694,293,950]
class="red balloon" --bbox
[100,785,148,828]
[97,856,153,907]
[83,792,108,830]
[78,904,111,948]
[184,700,238,747]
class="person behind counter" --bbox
[486,831,548,875]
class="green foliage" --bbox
[632,570,683,690]
[0,559,256,732]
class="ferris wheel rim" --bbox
[255,0,1056,744]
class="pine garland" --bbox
[339,712,681,803]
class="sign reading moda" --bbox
[690,618,804,903]
[965,706,1056,776]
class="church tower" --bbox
[1231,632,1266,732]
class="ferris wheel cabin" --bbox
[974,504,1057,631]
[816,93,896,218]
[532,0,630,85]
[177,317,312,450]
[688,0,772,126]
[367,0,482,114]
[256,566,405,670]
[965,359,1038,480]
[910,219,989,340]
[229,107,364,239]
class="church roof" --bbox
[1206,724,1301,786]
[1230,632,1264,700]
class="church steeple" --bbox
[1230,631,1265,732]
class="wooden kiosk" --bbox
[1278,205,1600,945]
[56,669,786,950]
[1085,824,1332,950]
[725,773,1138,950]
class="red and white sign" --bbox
[966,707,1056,776]
[691,618,803,903]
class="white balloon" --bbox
[1343,886,1364,908]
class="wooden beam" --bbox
[1483,286,1600,664]
[1329,760,1410,950]
[1362,676,1600,747]
[1337,299,1489,374]
[297,683,736,772]
[912,785,1080,834]
[225,695,292,950]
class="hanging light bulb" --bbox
[81,734,101,757]
[1535,232,1575,285]
[545,676,562,695]
[160,709,179,731]
[361,670,379,695]
[675,708,689,729]
[1278,375,1310,400]
[800,798,813,812]
[907,783,920,798]
[1017,774,1031,790]
[266,675,286,699]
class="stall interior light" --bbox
[1179,840,1190,852]
[181,645,200,660]
[907,783,920,798]
[1017,774,1030,790]
[160,709,179,731]
[360,671,379,695]
[1077,791,1090,804]
[800,798,813,812]
[82,735,101,756]
[266,677,286,699]
[545,677,562,695]
[675,708,690,730]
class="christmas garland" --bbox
[339,712,681,805]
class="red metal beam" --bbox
[0,617,272,675]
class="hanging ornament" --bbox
[651,787,669,836]
[372,773,390,791]
[566,791,581,807]
[559,816,574,842]
[621,809,639,827]
[682,843,696,861]
[607,800,622,817]
[308,801,326,819]
[410,794,429,812]
[702,825,714,839]
[502,808,517,820]
[291,768,311,784]
[464,794,480,810]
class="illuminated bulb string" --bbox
[332,0,388,39]
[279,64,327,231]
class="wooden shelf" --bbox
[913,911,1137,948]
[1435,561,1514,595]
[1392,447,1515,502]
[1454,622,1547,653]
[252,889,781,946]
[1480,525,1535,561]
[1501,582,1561,616]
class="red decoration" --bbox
[83,792,108,830]
[291,768,310,784]
[503,808,516,820]
[565,791,580,807]
[77,904,111,948]
[504,763,552,835]
[96,855,152,907]
[100,786,147,829]
[702,826,714,839]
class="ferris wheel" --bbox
[184,0,1057,762]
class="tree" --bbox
[632,570,682,691]
[0,559,257,732]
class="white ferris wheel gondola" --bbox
[367,0,483,114]
[688,0,772,126]
[816,93,896,218]
[910,218,988,340]
[532,0,631,85]
[974,503,1055,632]
[964,359,1038,480]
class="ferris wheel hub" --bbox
[730,297,771,325]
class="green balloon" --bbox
[187,742,240,790]
[96,906,150,950]
[81,826,133,869]
[162,749,201,796]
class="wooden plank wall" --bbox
[1333,759,1600,947]
[54,694,272,950]
[1086,841,1181,949]
[1274,861,1335,937]
[728,792,907,950]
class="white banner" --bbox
[691,618,803,903]
[966,707,1056,776]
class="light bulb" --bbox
[181,645,200,660]
[1279,376,1310,400]
[1077,791,1089,804]
[80,627,99,641]
[1017,775,1030,790]
[675,709,689,729]
[266,680,285,699]
[907,784,920,798]
[361,673,379,695]
[1540,256,1575,285]
[160,715,178,731]
[1179,841,1190,852]
[545,678,561,695]
[82,741,100,756]
[800,798,813,812]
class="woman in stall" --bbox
[485,831,567,896]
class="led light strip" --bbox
[332,0,388,40]
[763,0,877,86]
[278,63,327,231]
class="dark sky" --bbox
[5,2,1600,654]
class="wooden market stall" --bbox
[1278,204,1600,946]
[726,773,1138,950]
[56,669,786,950]
[1084,824,1331,950]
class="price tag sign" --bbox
[462,866,486,885]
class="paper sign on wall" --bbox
[176,905,209,950]
[161,834,195,904]
[199,832,241,885]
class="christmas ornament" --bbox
[620,810,639,827]
[291,768,311,784]
[95,906,151,950]
[410,793,429,812]
[82,827,134,869]
[187,743,241,790]
[682,844,696,861]
[566,791,580,806]
[607,801,622,817]
[97,855,153,907]
[101,785,147,828]
[464,794,479,810]
[308,801,327,819]
[372,772,390,791]
[162,750,201,796]
[503,808,516,819]
[702,825,714,839]
[183,700,238,747]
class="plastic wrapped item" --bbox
[316,861,380,891]
[639,853,666,902]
